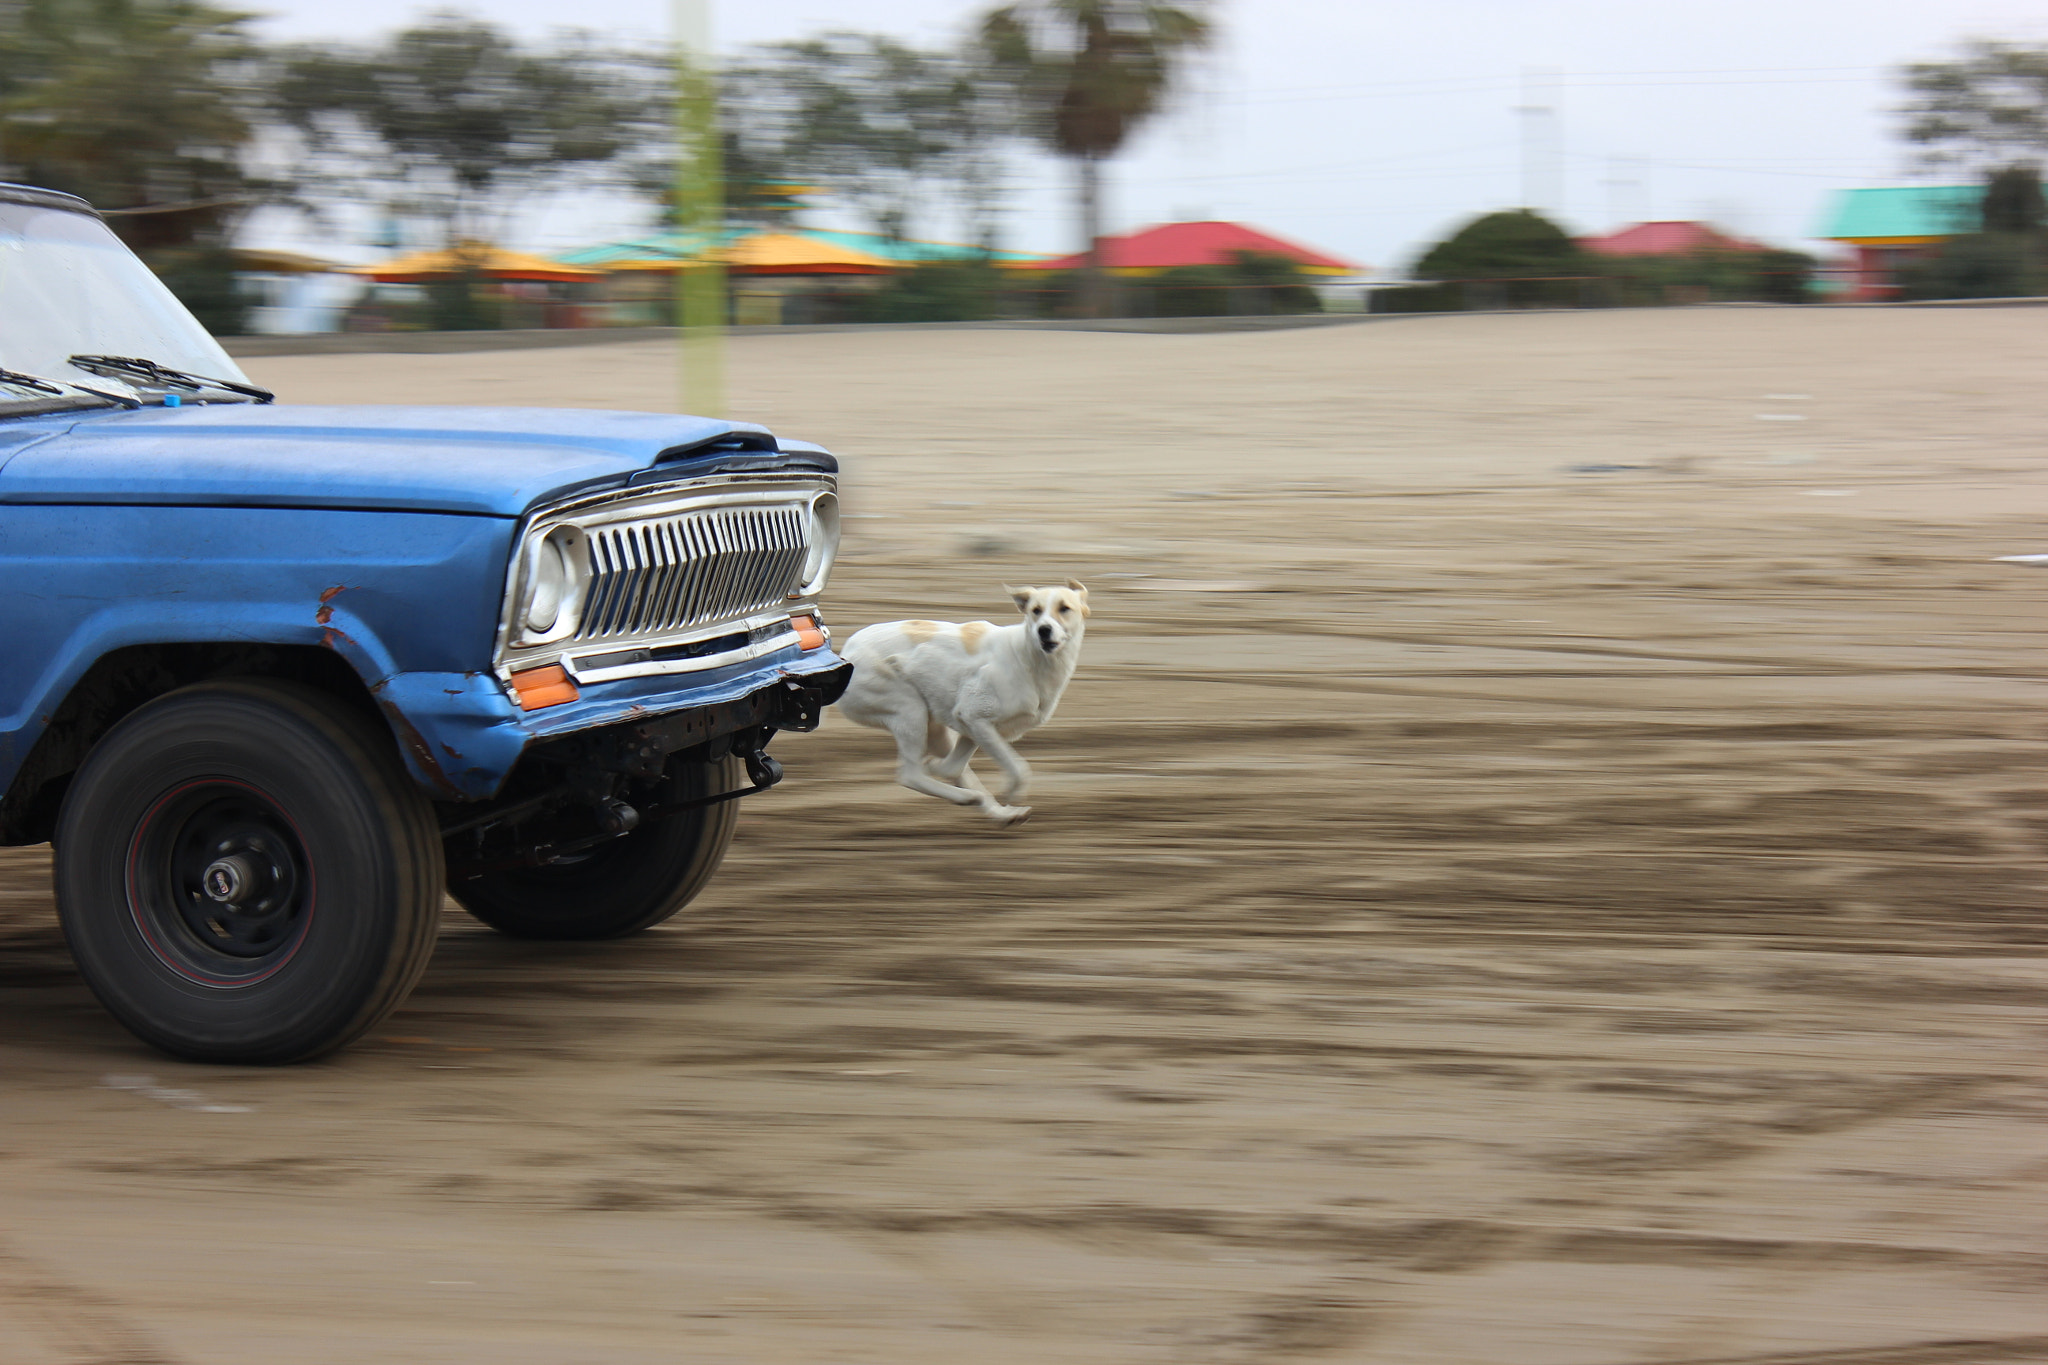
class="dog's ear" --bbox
[1064,578,1091,616]
[1065,578,1088,596]
[1005,584,1032,612]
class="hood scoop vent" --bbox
[654,429,779,462]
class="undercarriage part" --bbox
[438,666,847,878]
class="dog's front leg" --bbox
[962,720,1032,807]
[931,732,978,783]
[949,751,1030,825]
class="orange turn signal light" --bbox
[509,664,580,711]
[791,615,826,651]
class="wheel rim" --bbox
[125,779,316,986]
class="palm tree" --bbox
[979,0,1212,316]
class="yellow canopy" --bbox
[346,245,606,284]
[716,233,894,274]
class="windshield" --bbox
[0,188,254,398]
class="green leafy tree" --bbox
[1895,41,2048,298]
[0,0,268,331]
[1903,165,2048,300]
[1981,163,2046,233]
[1413,209,1584,281]
[1898,40,2048,172]
[722,33,1003,246]
[272,12,668,249]
[978,0,1213,316]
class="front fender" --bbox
[0,504,512,798]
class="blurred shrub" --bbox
[1370,277,1597,312]
[424,270,497,331]
[1604,248,1817,304]
[1121,251,1326,317]
[1899,234,2047,299]
[1899,167,2047,299]
[854,259,1009,322]
[1371,281,1457,313]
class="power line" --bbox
[1562,151,1890,180]
[1220,66,1887,108]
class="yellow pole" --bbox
[674,0,723,417]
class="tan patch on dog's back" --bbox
[901,620,939,645]
[959,621,992,652]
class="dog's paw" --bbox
[991,804,1033,827]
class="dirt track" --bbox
[4,308,2047,1364]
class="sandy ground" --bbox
[3,307,2047,1365]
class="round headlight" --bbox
[516,525,587,644]
[799,492,841,594]
[524,535,568,633]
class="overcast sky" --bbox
[243,0,2048,269]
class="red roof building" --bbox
[1025,220,1358,275]
[1579,221,1768,257]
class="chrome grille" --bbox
[574,504,808,642]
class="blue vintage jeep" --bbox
[0,184,850,1063]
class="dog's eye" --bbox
[1057,605,1071,615]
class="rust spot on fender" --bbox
[377,700,461,800]
[316,584,351,625]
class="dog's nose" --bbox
[1037,624,1054,642]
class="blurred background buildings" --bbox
[0,1,2041,332]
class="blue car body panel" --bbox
[0,404,797,514]
[0,403,844,815]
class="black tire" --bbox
[54,680,444,1064]
[450,758,740,940]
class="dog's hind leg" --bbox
[884,708,995,811]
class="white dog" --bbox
[835,581,1090,826]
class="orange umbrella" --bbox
[347,245,606,285]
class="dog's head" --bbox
[1007,579,1090,655]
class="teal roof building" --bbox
[1815,186,1981,243]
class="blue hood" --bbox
[0,404,834,516]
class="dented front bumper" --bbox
[376,642,852,802]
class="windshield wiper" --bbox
[0,364,142,410]
[0,366,64,395]
[68,354,274,404]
